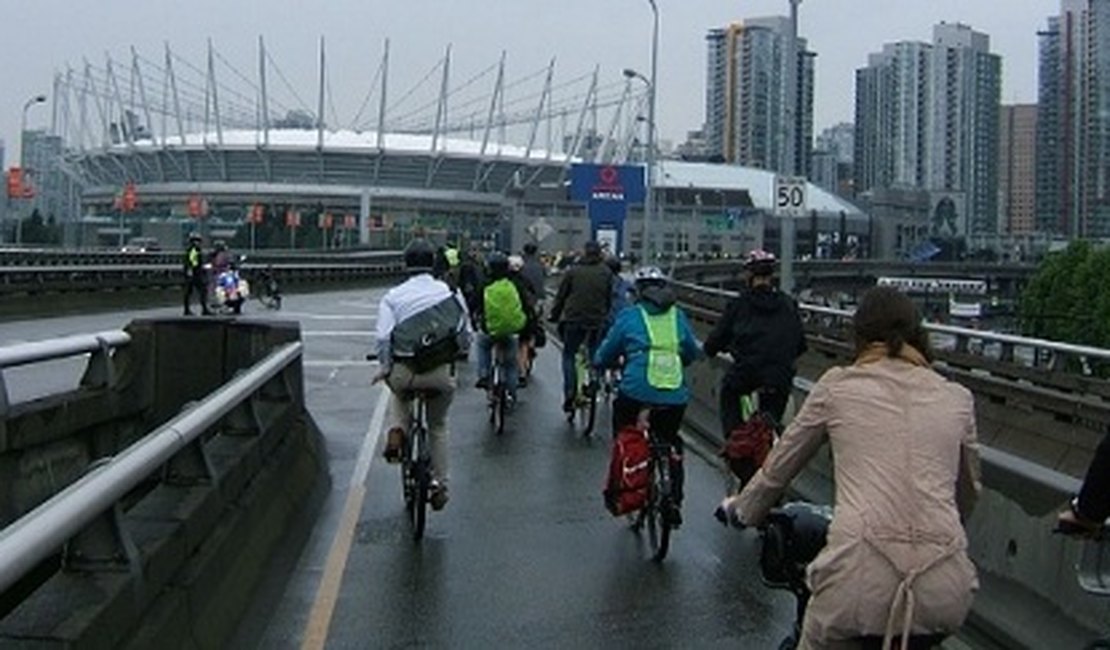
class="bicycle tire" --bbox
[411,456,429,541]
[650,456,672,562]
[494,383,507,435]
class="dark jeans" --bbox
[612,395,686,504]
[1078,431,1110,522]
[559,323,604,402]
[719,371,790,437]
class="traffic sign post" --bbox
[774,176,808,295]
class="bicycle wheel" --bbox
[581,376,598,436]
[493,382,507,435]
[409,430,429,541]
[650,459,672,562]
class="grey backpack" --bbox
[390,295,465,373]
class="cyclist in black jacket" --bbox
[703,250,807,435]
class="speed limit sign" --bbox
[774,176,807,217]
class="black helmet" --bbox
[486,251,509,278]
[214,239,227,252]
[404,238,436,271]
[744,249,777,276]
[605,256,622,274]
[523,242,538,256]
[188,232,202,243]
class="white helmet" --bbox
[633,266,667,285]
[508,254,524,272]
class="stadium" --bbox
[42,40,865,257]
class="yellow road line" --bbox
[301,387,390,650]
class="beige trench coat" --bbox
[734,357,981,649]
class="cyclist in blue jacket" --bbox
[594,266,701,525]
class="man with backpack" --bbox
[375,239,471,510]
[474,252,533,401]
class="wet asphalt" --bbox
[0,288,799,649]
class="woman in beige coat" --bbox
[719,286,981,650]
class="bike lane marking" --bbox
[300,385,389,650]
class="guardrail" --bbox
[0,247,403,268]
[0,330,131,414]
[0,339,302,595]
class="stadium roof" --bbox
[658,160,864,217]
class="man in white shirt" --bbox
[375,239,470,510]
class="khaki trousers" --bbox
[385,363,456,485]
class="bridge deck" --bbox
[202,288,800,648]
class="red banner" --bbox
[248,203,265,224]
[6,168,26,199]
[121,182,138,213]
[343,213,356,229]
[318,212,334,229]
[187,194,208,219]
[285,210,301,228]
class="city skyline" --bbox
[1,0,1059,161]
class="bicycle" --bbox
[568,327,605,436]
[487,338,513,435]
[369,354,436,542]
[629,408,680,563]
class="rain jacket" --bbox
[734,345,981,649]
[703,285,807,390]
[593,285,701,405]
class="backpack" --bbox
[603,425,652,516]
[719,411,776,487]
[390,295,465,374]
[483,279,527,337]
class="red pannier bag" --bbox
[604,425,652,516]
[719,412,775,486]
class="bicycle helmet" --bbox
[188,232,202,243]
[404,238,436,271]
[486,251,510,278]
[743,249,777,276]
[508,254,524,272]
[633,265,667,286]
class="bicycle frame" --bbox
[402,391,433,541]
[631,408,678,562]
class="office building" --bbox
[1035,1,1110,238]
[854,23,1000,237]
[704,15,815,175]
[999,104,1038,235]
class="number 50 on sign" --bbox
[774,176,807,217]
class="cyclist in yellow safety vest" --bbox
[183,232,210,316]
[593,266,701,527]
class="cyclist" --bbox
[508,254,539,386]
[519,242,547,313]
[717,286,980,650]
[594,266,700,525]
[549,240,613,414]
[374,238,471,511]
[703,249,806,434]
[474,252,532,401]
[1057,430,1110,535]
[607,256,633,324]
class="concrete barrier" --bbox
[0,318,330,649]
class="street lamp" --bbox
[624,0,658,264]
[16,94,47,245]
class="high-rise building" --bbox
[703,15,815,175]
[1035,1,1110,238]
[812,123,856,196]
[21,130,77,221]
[853,23,1000,236]
[999,105,1038,235]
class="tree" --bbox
[1020,241,1110,349]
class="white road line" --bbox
[301,387,390,650]
[303,359,379,368]
[301,331,374,337]
[281,312,377,321]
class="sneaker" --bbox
[518,376,528,388]
[382,427,405,463]
[430,483,449,511]
[475,377,490,390]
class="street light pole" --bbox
[17,94,47,246]
[624,0,658,264]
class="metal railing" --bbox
[0,330,132,414]
[0,340,303,595]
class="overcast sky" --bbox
[1,0,1062,162]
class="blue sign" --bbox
[569,164,645,255]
